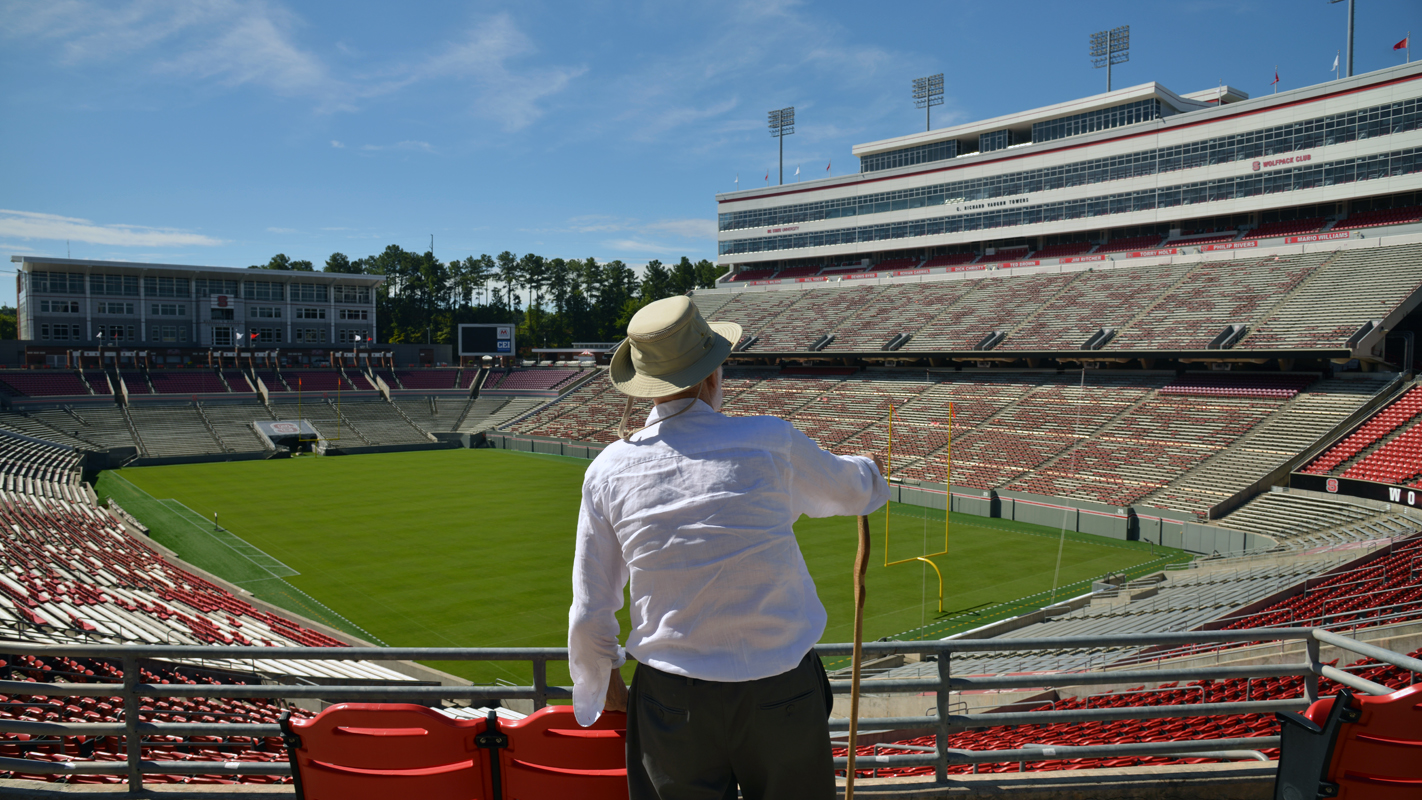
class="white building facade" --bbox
[716,63,1422,273]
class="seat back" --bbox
[1303,684,1422,799]
[499,706,627,799]
[283,703,489,800]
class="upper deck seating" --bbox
[280,370,350,392]
[1095,235,1164,254]
[200,400,272,452]
[252,369,287,392]
[223,370,253,392]
[748,286,881,352]
[1159,373,1316,399]
[391,369,460,390]
[1240,243,1422,350]
[147,370,227,395]
[727,267,776,282]
[0,372,90,397]
[493,369,582,392]
[126,403,225,457]
[1340,421,1422,485]
[821,261,871,274]
[83,372,113,395]
[906,273,1076,351]
[921,253,978,268]
[344,371,375,390]
[773,265,823,279]
[1006,261,1193,350]
[822,282,973,352]
[700,290,810,345]
[117,371,150,395]
[1331,205,1422,231]
[873,257,922,271]
[1306,386,1422,475]
[976,247,1033,264]
[1241,217,1325,240]
[1109,253,1327,350]
[1031,241,1095,259]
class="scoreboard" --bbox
[459,324,515,357]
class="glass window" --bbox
[243,281,284,301]
[31,271,84,294]
[334,284,371,304]
[291,283,329,302]
[143,276,190,298]
[194,278,239,297]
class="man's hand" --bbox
[604,666,628,713]
[868,453,886,477]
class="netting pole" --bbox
[1050,368,1088,604]
[883,402,894,567]
[945,401,953,553]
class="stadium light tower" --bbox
[912,73,945,131]
[768,107,795,186]
[1090,25,1130,92]
[1330,0,1355,77]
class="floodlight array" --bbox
[912,73,945,109]
[768,107,795,137]
[1090,25,1130,68]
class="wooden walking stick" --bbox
[846,514,870,799]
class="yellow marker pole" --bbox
[884,403,894,567]
[846,514,871,800]
[946,401,953,553]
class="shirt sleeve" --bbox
[567,478,629,727]
[784,422,891,519]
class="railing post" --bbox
[1305,635,1322,704]
[532,657,547,711]
[122,654,142,792]
[935,650,950,782]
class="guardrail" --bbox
[2,628,1419,791]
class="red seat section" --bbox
[1332,205,1422,232]
[0,371,91,397]
[1305,387,1422,476]
[499,707,628,799]
[283,704,489,800]
[1301,684,1422,799]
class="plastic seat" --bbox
[498,707,628,799]
[281,704,490,800]
[1275,685,1422,799]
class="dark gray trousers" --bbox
[626,650,834,800]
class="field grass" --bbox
[96,449,1186,686]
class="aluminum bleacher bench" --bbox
[1274,684,1422,800]
[282,704,628,800]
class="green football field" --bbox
[95,449,1186,686]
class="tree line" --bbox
[249,247,726,348]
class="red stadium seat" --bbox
[1276,685,1422,799]
[281,704,490,799]
[498,706,628,799]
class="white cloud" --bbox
[358,140,436,154]
[605,238,677,254]
[265,226,299,234]
[0,210,224,248]
[330,140,345,148]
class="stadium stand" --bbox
[1222,537,1422,630]
[117,371,151,395]
[279,370,350,392]
[907,273,1077,351]
[329,399,431,445]
[819,284,950,352]
[198,402,273,453]
[146,370,227,395]
[976,247,1033,264]
[395,368,461,390]
[82,372,113,396]
[873,257,922,271]
[773,264,824,279]
[124,404,224,457]
[702,290,812,347]
[251,370,288,392]
[749,285,881,351]
[1304,383,1422,476]
[460,397,546,433]
[921,253,978,268]
[0,371,90,398]
[1331,205,1422,231]
[1240,243,1422,350]
[726,266,776,282]
[485,368,582,392]
[1004,261,1195,350]
[23,407,137,452]
[222,370,253,393]
[343,370,375,391]
[1095,235,1163,254]
[392,396,466,432]
[1214,491,1418,548]
[1034,241,1098,259]
[1240,217,1326,241]
[1170,231,1241,246]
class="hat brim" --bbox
[608,320,742,398]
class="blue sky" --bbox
[2,0,1419,307]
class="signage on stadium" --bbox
[748,279,782,285]
[1061,255,1106,264]
[796,276,830,283]
[1251,153,1312,171]
[953,196,1030,213]
[1285,232,1351,244]
[1200,240,1258,252]
[767,226,800,234]
[894,268,931,276]
[997,260,1041,269]
[1127,248,1179,258]
[948,264,987,273]
[844,272,880,280]
[1292,472,1420,507]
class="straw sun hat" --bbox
[610,296,741,398]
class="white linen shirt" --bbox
[568,398,890,725]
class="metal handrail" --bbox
[0,627,1416,789]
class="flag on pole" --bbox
[764,170,769,184]
[794,165,799,176]
[1394,35,1410,51]
[1331,51,1339,72]
[1271,67,1279,93]
[826,160,831,172]
[734,173,739,188]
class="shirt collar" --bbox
[644,397,714,425]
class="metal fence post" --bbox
[532,657,547,711]
[935,650,950,782]
[1305,635,1321,704]
[122,654,141,792]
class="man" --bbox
[568,295,889,799]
